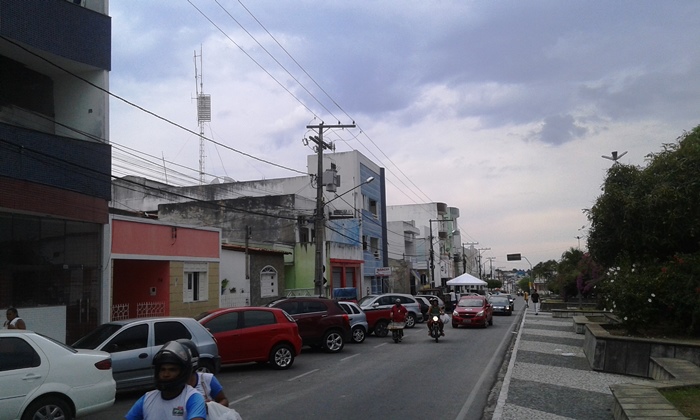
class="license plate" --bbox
[462,319,471,324]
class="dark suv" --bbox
[267,297,351,353]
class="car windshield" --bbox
[458,299,484,307]
[357,296,376,306]
[491,298,509,304]
[72,323,123,349]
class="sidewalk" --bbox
[489,307,652,420]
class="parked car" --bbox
[357,293,423,328]
[413,296,431,319]
[195,307,302,370]
[416,294,445,308]
[267,297,351,353]
[452,295,493,328]
[337,301,368,343]
[72,317,220,391]
[489,295,513,316]
[0,330,116,419]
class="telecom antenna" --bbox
[194,47,211,184]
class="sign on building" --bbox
[375,267,392,277]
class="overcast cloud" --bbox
[109,0,700,270]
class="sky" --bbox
[108,1,700,271]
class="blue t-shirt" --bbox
[125,385,206,420]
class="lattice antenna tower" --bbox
[194,47,211,185]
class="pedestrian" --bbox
[4,307,26,329]
[531,289,540,315]
[523,291,529,308]
[176,339,230,406]
[125,340,206,420]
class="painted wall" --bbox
[112,259,170,318]
[112,219,219,258]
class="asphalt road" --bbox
[84,303,522,420]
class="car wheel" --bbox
[322,330,345,353]
[269,343,295,369]
[351,326,366,343]
[197,358,215,373]
[488,316,493,326]
[22,396,72,420]
[452,323,458,328]
[405,313,416,328]
[373,320,389,337]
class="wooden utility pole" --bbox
[306,122,355,296]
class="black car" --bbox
[489,296,513,316]
[267,297,351,353]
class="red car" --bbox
[451,295,493,328]
[196,307,302,370]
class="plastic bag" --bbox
[440,314,451,324]
[206,401,243,420]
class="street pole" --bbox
[429,222,435,288]
[307,122,355,297]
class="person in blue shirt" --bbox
[125,341,206,420]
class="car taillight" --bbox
[95,358,112,370]
[343,313,350,325]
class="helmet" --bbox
[430,298,438,304]
[152,341,192,392]
[395,298,401,304]
[176,338,199,370]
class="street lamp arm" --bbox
[324,177,374,206]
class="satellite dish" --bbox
[209,177,220,184]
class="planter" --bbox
[551,308,608,318]
[541,300,598,312]
[583,323,700,378]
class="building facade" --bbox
[0,0,111,343]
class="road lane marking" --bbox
[230,395,253,405]
[374,342,388,348]
[287,368,319,382]
[340,353,360,362]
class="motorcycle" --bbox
[389,321,404,343]
[429,315,442,342]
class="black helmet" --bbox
[395,298,401,304]
[176,338,199,370]
[152,341,192,392]
[430,298,438,304]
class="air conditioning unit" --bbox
[373,251,380,260]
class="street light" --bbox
[314,176,375,296]
[507,253,532,290]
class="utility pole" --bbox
[477,247,490,279]
[486,257,496,280]
[306,122,355,296]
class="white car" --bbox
[0,330,116,420]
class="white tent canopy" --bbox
[446,273,487,286]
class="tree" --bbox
[554,248,584,300]
[586,126,700,335]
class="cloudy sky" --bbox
[108,1,700,270]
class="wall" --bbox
[112,259,170,318]
[168,261,220,317]
[220,250,249,307]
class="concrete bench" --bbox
[611,357,700,419]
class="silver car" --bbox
[338,301,368,343]
[72,317,220,391]
[357,293,424,327]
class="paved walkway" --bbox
[490,309,652,420]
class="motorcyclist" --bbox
[426,298,445,336]
[390,298,407,341]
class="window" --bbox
[302,301,327,313]
[154,321,192,346]
[0,337,41,371]
[205,312,239,334]
[105,324,148,352]
[184,262,209,303]
[243,310,276,328]
[276,301,299,315]
[369,199,377,217]
[362,235,368,250]
[260,266,278,298]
